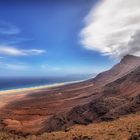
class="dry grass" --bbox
[0,112,140,140]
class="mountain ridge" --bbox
[89,54,140,88]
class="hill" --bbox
[0,55,140,139]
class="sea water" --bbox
[0,76,90,91]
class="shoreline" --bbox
[0,80,83,95]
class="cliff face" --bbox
[0,55,140,135]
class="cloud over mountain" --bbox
[80,0,140,57]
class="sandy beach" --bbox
[0,80,85,110]
[0,83,64,95]
[0,80,84,96]
[0,82,67,108]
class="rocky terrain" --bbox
[0,55,140,139]
[0,112,140,140]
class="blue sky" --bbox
[0,0,117,77]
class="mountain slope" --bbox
[0,55,140,135]
[89,55,140,88]
[43,59,140,132]
[0,112,140,140]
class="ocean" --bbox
[0,75,90,91]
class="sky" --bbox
[0,0,133,77]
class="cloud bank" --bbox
[80,0,140,58]
[0,46,46,56]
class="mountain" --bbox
[44,65,140,132]
[89,55,140,88]
[0,55,140,136]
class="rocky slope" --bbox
[0,55,140,136]
[43,62,140,132]
[0,112,140,140]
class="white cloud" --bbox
[0,21,46,57]
[0,46,46,56]
[0,20,20,35]
[40,64,62,71]
[5,63,29,70]
[0,59,29,70]
[80,0,140,58]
